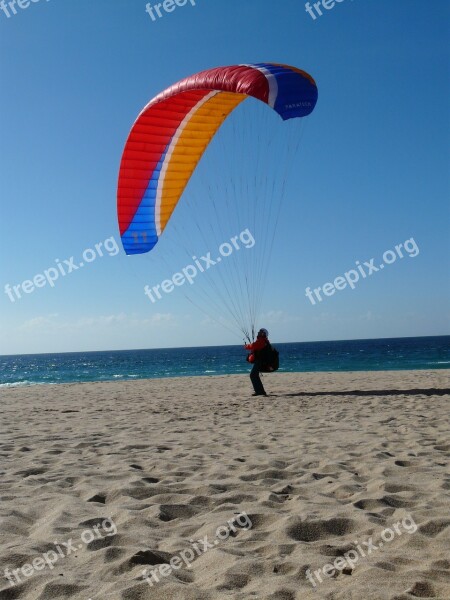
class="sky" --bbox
[0,0,449,355]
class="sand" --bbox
[0,369,449,600]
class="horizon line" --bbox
[1,333,448,359]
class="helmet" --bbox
[258,328,269,337]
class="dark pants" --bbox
[250,361,266,395]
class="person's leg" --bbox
[250,362,266,395]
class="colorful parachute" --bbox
[117,63,318,256]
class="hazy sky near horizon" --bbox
[0,0,449,355]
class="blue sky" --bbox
[0,0,449,354]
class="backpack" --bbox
[259,344,279,373]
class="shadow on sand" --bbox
[284,388,450,398]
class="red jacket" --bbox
[245,336,270,351]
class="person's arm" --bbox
[245,339,266,351]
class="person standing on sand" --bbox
[245,328,271,396]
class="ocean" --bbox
[0,336,448,387]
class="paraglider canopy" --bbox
[117,63,318,256]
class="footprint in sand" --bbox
[287,517,355,542]
[87,493,106,504]
[141,477,159,484]
[418,519,450,537]
[158,504,199,522]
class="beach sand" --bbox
[1,369,449,600]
